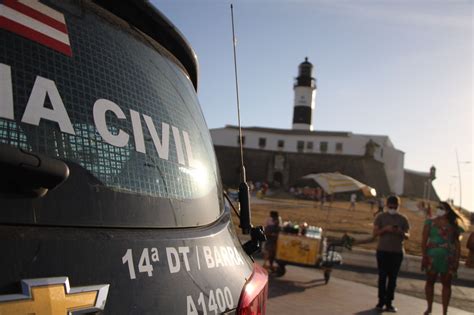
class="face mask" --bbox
[387,208,397,215]
[435,208,446,218]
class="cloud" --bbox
[308,0,472,29]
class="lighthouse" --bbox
[292,57,317,131]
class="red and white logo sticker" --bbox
[0,0,72,56]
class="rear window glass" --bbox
[0,1,222,227]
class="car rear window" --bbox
[0,1,222,227]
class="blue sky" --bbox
[152,0,473,212]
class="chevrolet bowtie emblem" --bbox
[0,277,109,315]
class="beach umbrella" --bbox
[302,172,377,197]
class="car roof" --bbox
[94,0,199,91]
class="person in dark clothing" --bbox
[263,211,281,271]
[374,197,384,217]
[373,195,410,313]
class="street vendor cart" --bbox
[274,226,353,284]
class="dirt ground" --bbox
[230,193,473,260]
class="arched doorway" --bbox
[273,172,283,187]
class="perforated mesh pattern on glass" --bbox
[0,120,30,151]
[0,1,222,227]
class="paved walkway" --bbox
[329,265,474,312]
[265,262,473,315]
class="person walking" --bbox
[262,210,281,271]
[421,202,468,315]
[320,193,326,209]
[418,201,433,218]
[349,193,357,211]
[374,196,385,217]
[373,195,410,312]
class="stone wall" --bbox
[403,171,440,201]
[214,146,392,196]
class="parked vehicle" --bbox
[0,1,267,313]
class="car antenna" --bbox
[230,3,250,234]
[230,4,265,254]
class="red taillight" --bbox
[237,263,268,315]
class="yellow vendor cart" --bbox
[274,228,353,284]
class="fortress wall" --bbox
[214,146,272,187]
[214,146,392,196]
[403,171,439,201]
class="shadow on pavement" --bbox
[335,264,474,288]
[268,276,326,299]
[353,309,380,315]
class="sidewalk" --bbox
[342,247,474,281]
[330,265,474,312]
[337,247,474,311]
[265,262,473,315]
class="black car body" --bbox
[0,1,267,314]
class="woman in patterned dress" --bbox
[466,232,474,268]
[421,202,469,315]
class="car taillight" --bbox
[237,263,268,315]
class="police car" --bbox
[0,0,267,313]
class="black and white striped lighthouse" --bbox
[292,57,317,131]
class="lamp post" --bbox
[427,166,436,201]
[423,181,427,200]
[448,183,454,203]
[455,149,471,211]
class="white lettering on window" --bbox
[93,99,129,147]
[2,64,202,168]
[172,125,185,165]
[130,109,145,153]
[143,114,169,160]
[21,75,75,135]
[183,130,197,167]
[0,63,14,120]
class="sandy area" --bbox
[231,193,473,259]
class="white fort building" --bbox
[210,58,436,199]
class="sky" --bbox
[152,0,473,212]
